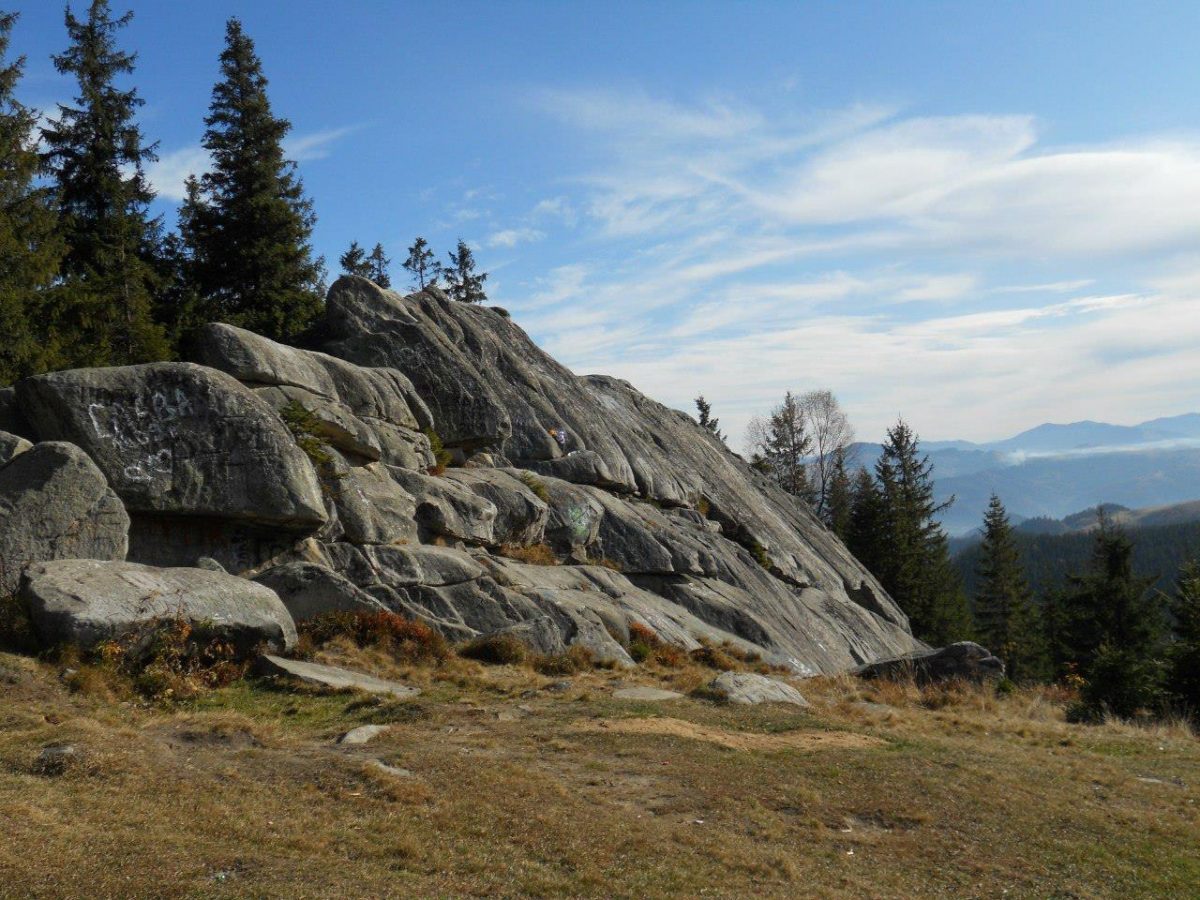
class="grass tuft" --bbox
[499,543,559,566]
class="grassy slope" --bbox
[0,648,1197,899]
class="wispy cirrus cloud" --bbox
[510,88,1200,443]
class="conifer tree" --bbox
[402,236,438,290]
[41,0,168,367]
[339,240,371,278]
[0,11,62,383]
[823,449,854,540]
[181,18,324,342]
[444,239,487,303]
[974,494,1041,680]
[694,394,725,442]
[873,419,971,644]
[1164,559,1200,719]
[746,391,812,501]
[366,242,391,288]
[846,466,885,579]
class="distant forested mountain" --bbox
[953,519,1200,600]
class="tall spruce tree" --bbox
[0,11,62,383]
[366,242,391,288]
[746,391,812,501]
[694,394,725,442]
[1061,514,1164,719]
[41,0,168,367]
[974,494,1041,681]
[181,18,324,342]
[1164,559,1200,719]
[339,240,371,278]
[874,419,971,644]
[444,239,487,303]
[402,236,438,289]
[823,449,854,540]
[847,466,885,578]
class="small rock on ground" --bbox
[338,724,391,745]
[368,759,414,778]
[256,655,420,699]
[708,671,810,707]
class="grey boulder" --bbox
[16,362,326,528]
[707,671,810,707]
[255,654,419,697]
[0,442,129,594]
[254,561,386,622]
[0,430,32,466]
[21,558,296,653]
[853,641,1006,683]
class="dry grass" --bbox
[0,647,1197,898]
[499,542,559,566]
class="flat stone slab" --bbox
[256,655,419,698]
[614,686,685,702]
[368,760,415,778]
[708,672,810,707]
[338,724,391,745]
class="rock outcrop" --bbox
[853,641,1005,683]
[21,558,296,653]
[0,274,924,675]
[0,442,129,594]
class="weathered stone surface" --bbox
[853,641,1005,683]
[707,672,810,707]
[21,558,296,653]
[255,654,419,697]
[16,363,326,528]
[326,459,419,546]
[614,686,684,701]
[254,561,386,621]
[0,442,129,594]
[444,468,547,546]
[386,467,496,544]
[315,277,918,674]
[338,724,390,745]
[253,384,382,461]
[0,430,32,466]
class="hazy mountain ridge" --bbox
[849,414,1200,535]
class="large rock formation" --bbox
[0,274,922,675]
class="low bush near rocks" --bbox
[0,594,36,654]
[423,427,453,475]
[298,611,450,665]
[627,622,687,667]
[532,645,596,676]
[499,542,559,566]
[583,555,622,571]
[459,633,528,666]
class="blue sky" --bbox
[8,1,1200,445]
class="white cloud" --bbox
[146,145,209,201]
[283,125,359,162]
[487,227,546,248]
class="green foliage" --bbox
[366,242,391,289]
[851,420,971,646]
[423,427,452,474]
[1164,560,1200,718]
[0,11,64,384]
[694,394,725,443]
[973,494,1044,682]
[459,633,527,665]
[280,400,332,466]
[747,538,772,570]
[746,391,812,501]
[402,236,439,290]
[443,238,487,303]
[40,0,169,369]
[1068,644,1165,723]
[180,18,325,342]
[823,449,853,540]
[339,240,371,278]
[518,471,550,502]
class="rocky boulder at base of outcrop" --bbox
[706,671,811,707]
[21,559,296,654]
[0,273,935,676]
[0,442,129,595]
[852,641,1005,683]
